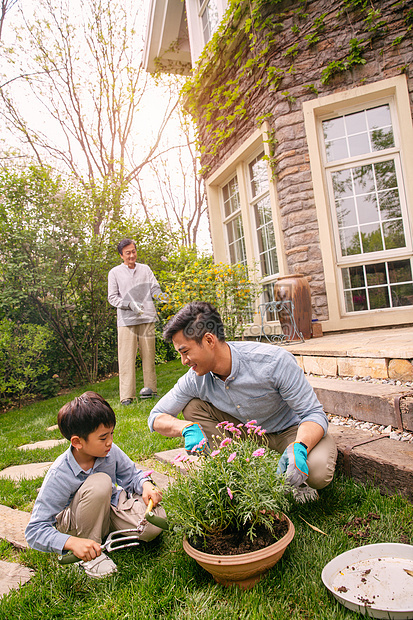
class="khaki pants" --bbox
[56,472,165,543]
[118,323,157,402]
[182,398,337,490]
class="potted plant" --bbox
[163,420,295,589]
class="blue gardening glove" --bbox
[182,423,209,454]
[277,442,309,487]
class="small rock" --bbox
[390,431,401,441]
[384,425,392,434]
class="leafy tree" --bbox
[0,0,179,226]
[0,165,176,384]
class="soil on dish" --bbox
[190,518,288,555]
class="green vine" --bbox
[177,0,412,168]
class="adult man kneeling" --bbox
[148,301,337,502]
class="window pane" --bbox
[200,0,219,43]
[323,117,345,141]
[360,223,383,253]
[391,283,413,307]
[388,259,412,283]
[226,215,246,265]
[367,105,392,130]
[344,288,368,312]
[369,286,389,309]
[374,160,397,190]
[379,189,402,220]
[371,127,394,151]
[365,263,386,286]
[356,193,379,225]
[325,138,348,162]
[383,219,405,250]
[353,165,375,195]
[339,227,360,255]
[332,169,353,197]
[348,133,370,158]
[336,196,357,227]
[222,176,240,217]
[345,110,367,135]
[249,155,268,197]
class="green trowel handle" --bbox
[57,551,81,565]
[144,499,169,530]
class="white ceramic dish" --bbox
[321,543,413,619]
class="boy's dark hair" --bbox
[58,391,116,440]
[163,301,226,344]
[117,238,136,255]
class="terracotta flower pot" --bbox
[183,514,295,589]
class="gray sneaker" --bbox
[139,387,156,399]
[292,483,319,504]
[79,552,117,578]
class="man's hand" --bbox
[129,300,144,316]
[63,535,102,562]
[181,423,209,454]
[142,481,162,507]
[277,442,309,487]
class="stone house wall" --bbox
[191,0,413,320]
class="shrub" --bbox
[157,249,260,341]
[0,319,55,405]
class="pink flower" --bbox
[237,423,244,428]
[210,449,221,457]
[245,420,257,428]
[142,470,154,477]
[252,448,266,457]
[174,453,187,462]
[219,437,232,448]
[227,452,237,463]
[227,487,233,500]
[217,421,229,428]
[254,426,263,434]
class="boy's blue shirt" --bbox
[25,443,150,554]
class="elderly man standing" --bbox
[108,238,165,405]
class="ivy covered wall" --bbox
[183,0,413,320]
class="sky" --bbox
[0,0,212,251]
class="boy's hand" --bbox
[142,481,162,507]
[63,535,102,562]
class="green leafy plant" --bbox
[158,251,261,341]
[163,420,291,547]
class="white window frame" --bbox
[222,173,247,265]
[185,0,228,65]
[206,125,287,330]
[303,75,413,331]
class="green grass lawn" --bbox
[0,360,412,619]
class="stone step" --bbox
[329,425,413,502]
[308,376,413,432]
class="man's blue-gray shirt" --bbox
[25,443,150,554]
[148,341,327,434]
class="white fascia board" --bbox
[143,0,190,73]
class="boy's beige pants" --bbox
[118,323,157,402]
[56,472,165,544]
[182,398,338,490]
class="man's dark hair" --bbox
[163,301,226,344]
[117,238,136,255]
[58,391,117,440]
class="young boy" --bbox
[25,391,164,578]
